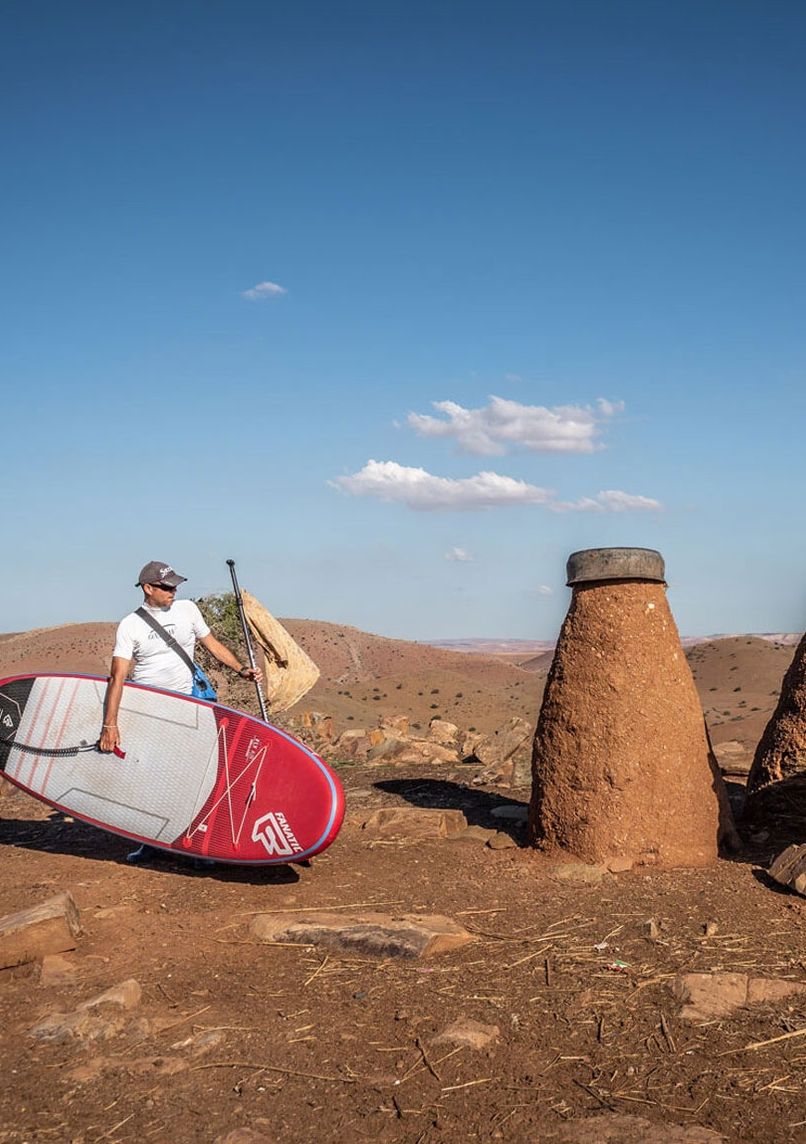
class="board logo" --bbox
[251,811,303,856]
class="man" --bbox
[99,560,262,863]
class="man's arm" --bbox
[99,656,132,753]
[198,633,263,683]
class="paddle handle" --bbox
[226,559,269,723]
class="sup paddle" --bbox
[226,558,269,723]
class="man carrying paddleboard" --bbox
[99,560,261,755]
[99,561,262,865]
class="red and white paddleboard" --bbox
[0,674,344,864]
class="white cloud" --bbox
[535,584,554,595]
[330,460,555,512]
[406,395,624,456]
[553,489,662,513]
[241,280,287,300]
[445,547,473,562]
[330,460,661,514]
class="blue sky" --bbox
[2,0,805,640]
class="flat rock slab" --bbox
[0,891,82,970]
[670,972,806,1020]
[30,978,142,1042]
[38,953,81,987]
[432,1018,500,1050]
[541,1112,725,1141]
[490,804,528,821]
[768,844,806,896]
[361,808,468,839]
[486,831,518,850]
[553,863,609,885]
[250,911,474,959]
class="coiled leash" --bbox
[2,738,126,759]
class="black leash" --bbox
[2,738,125,759]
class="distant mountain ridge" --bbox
[428,633,803,654]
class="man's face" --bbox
[143,582,178,609]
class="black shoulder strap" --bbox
[135,607,198,676]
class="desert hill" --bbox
[0,619,797,752]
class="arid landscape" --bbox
[2,617,806,1143]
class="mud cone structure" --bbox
[744,632,806,819]
[527,548,734,868]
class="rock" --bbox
[541,1112,725,1141]
[642,919,659,939]
[381,713,410,737]
[300,711,333,740]
[455,825,498,844]
[361,808,468,839]
[0,891,82,970]
[389,741,461,766]
[38,953,80,986]
[553,863,608,885]
[331,729,373,761]
[768,844,806,897]
[607,856,634,873]
[459,730,486,761]
[713,740,752,776]
[428,719,459,746]
[366,735,409,763]
[670,972,806,1020]
[475,717,533,769]
[490,804,528,821]
[215,1130,272,1144]
[171,1028,227,1057]
[486,831,518,850]
[250,912,474,959]
[704,920,718,937]
[432,1018,500,1050]
[746,632,806,808]
[30,977,141,1042]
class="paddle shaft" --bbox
[226,559,269,722]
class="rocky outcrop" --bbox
[745,632,806,817]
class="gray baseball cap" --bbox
[136,561,188,587]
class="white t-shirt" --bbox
[112,600,211,694]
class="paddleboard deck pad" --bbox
[0,674,344,864]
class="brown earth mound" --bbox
[528,581,734,869]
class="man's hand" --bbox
[239,665,263,684]
[99,723,121,753]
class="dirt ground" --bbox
[3,761,806,1144]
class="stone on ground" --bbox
[250,911,473,958]
[215,1130,272,1144]
[670,971,806,1020]
[769,843,806,896]
[553,863,608,885]
[38,953,80,986]
[361,807,468,838]
[486,831,518,850]
[541,1112,725,1141]
[0,891,82,970]
[432,1018,500,1050]
[30,978,141,1042]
